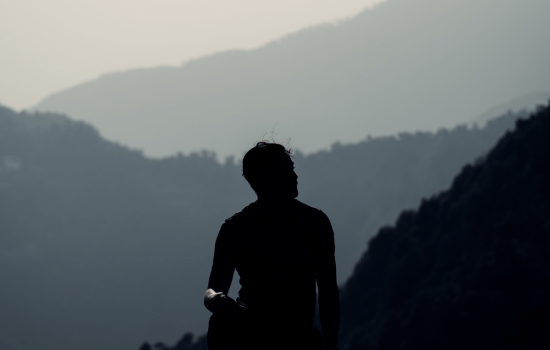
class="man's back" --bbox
[210,199,335,328]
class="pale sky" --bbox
[0,0,386,110]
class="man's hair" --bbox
[242,141,292,191]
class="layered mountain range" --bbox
[34,0,550,158]
[0,103,526,350]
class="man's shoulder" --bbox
[223,199,328,225]
[294,200,333,241]
[223,202,257,226]
[294,199,326,217]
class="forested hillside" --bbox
[0,106,252,350]
[34,0,550,158]
[0,105,524,350]
[339,104,550,349]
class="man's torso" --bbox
[222,199,325,327]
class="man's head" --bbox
[242,142,298,199]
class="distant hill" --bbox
[34,0,550,158]
[0,106,253,350]
[0,104,527,350]
[471,92,550,127]
[339,103,550,349]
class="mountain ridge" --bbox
[34,0,550,158]
[338,102,550,349]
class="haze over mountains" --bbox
[0,103,527,350]
[34,0,550,158]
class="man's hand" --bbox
[204,288,235,313]
[211,292,233,313]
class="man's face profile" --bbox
[257,152,298,199]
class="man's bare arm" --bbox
[204,223,235,313]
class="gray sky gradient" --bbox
[0,0,385,110]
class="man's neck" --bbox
[255,196,294,218]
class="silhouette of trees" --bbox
[338,102,550,350]
[138,333,207,350]
[138,342,152,350]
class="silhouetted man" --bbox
[204,142,340,350]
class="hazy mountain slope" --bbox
[297,111,522,280]
[0,106,254,350]
[0,104,525,350]
[339,104,550,350]
[34,0,550,158]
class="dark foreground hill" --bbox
[0,104,524,350]
[339,104,550,349]
[34,0,550,158]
